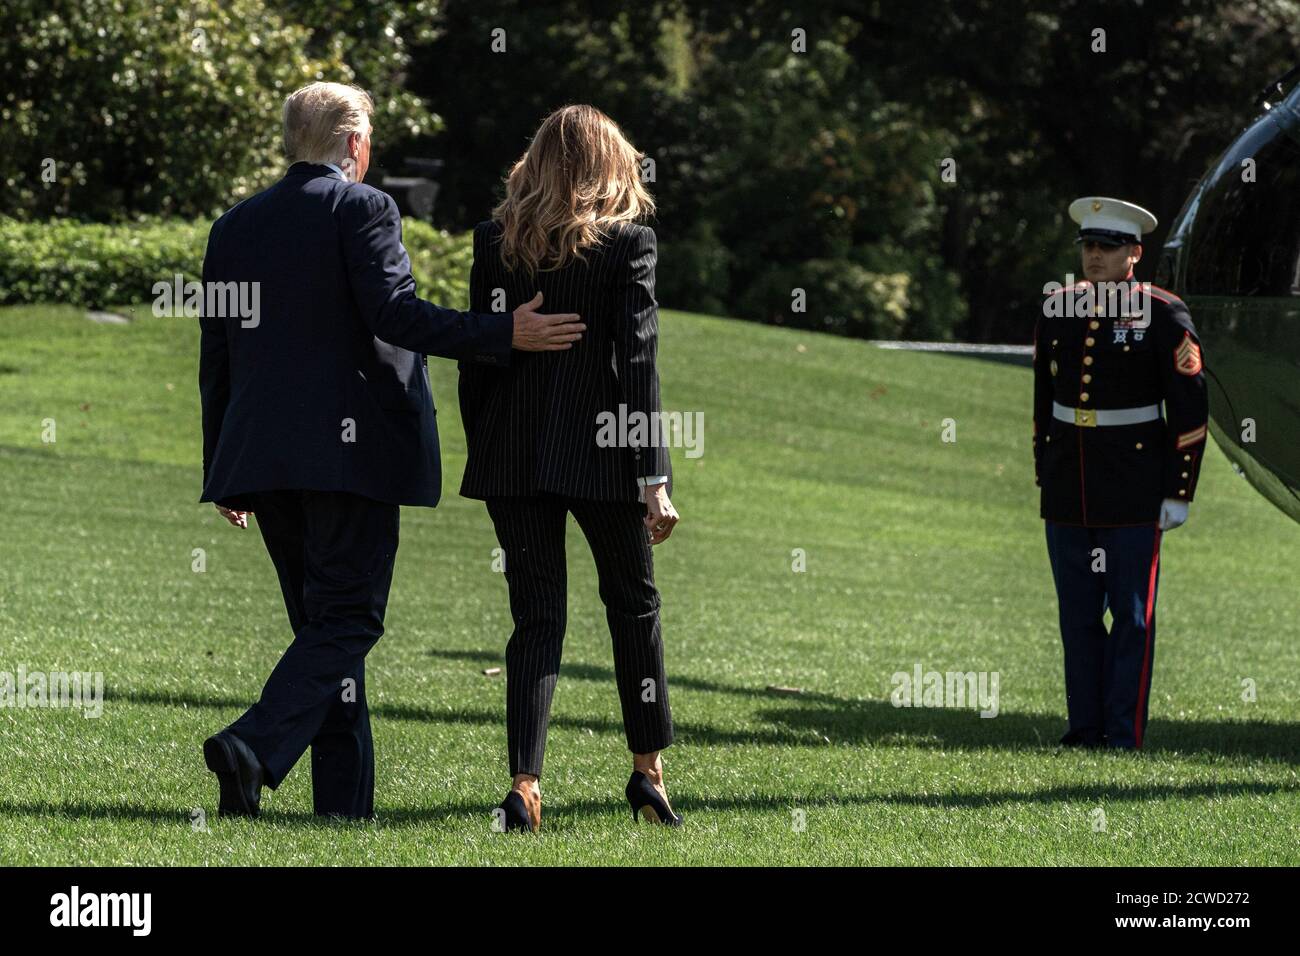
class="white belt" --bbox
[1052,401,1160,428]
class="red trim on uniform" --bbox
[1134,528,1162,749]
[1077,335,1090,524]
[1077,426,1088,524]
[1147,284,1184,305]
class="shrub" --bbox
[0,216,473,311]
[1,0,344,220]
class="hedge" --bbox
[0,216,474,312]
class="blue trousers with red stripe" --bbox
[1044,522,1162,749]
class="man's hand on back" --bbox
[511,291,585,351]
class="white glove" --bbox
[1158,498,1189,531]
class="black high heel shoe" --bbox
[498,790,538,832]
[626,771,683,827]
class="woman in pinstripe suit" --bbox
[458,105,682,831]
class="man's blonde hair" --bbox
[282,82,373,165]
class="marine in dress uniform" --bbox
[1033,197,1209,750]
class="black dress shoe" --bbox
[626,771,683,827]
[203,731,265,817]
[498,790,538,832]
[1059,729,1104,749]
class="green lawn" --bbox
[1,303,1297,866]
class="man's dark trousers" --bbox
[226,489,399,818]
[1044,521,1162,750]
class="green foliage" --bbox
[656,223,732,320]
[0,216,472,310]
[736,260,911,339]
[660,17,966,339]
[406,3,966,339]
[0,0,345,220]
[264,0,440,142]
[401,220,473,309]
[401,0,681,228]
[859,0,1300,341]
[0,218,207,309]
[10,0,1300,342]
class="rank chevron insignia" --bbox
[1174,331,1203,376]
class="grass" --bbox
[0,302,1297,866]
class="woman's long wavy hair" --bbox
[492,105,654,273]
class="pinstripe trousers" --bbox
[485,494,675,777]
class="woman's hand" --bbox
[215,504,251,529]
[644,485,679,545]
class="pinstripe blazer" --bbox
[458,219,672,502]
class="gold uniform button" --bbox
[1089,320,1100,330]
[1184,454,1192,461]
[1182,471,1189,478]
[1085,337,1095,346]
[1082,374,1092,383]
[1084,356,1094,365]
[1179,489,1188,497]
[1052,339,1059,346]
[1135,442,1143,450]
[1123,345,1131,352]
[1080,392,1090,402]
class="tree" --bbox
[2,0,350,219]
[856,0,1300,341]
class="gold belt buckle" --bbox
[1074,408,1096,428]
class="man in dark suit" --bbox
[198,82,585,819]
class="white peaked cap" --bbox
[1069,196,1158,243]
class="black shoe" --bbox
[203,731,265,817]
[498,791,537,833]
[626,771,683,827]
[1059,729,1104,749]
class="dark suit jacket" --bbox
[199,162,513,509]
[458,219,672,502]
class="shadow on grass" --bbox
[104,677,1300,765]
[427,649,851,704]
[2,778,1296,831]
